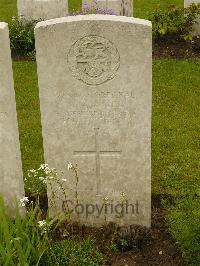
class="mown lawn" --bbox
[152,60,200,197]
[134,0,183,18]
[0,0,183,23]
[0,0,17,23]
[13,62,44,183]
[1,0,200,264]
[13,60,200,265]
[13,60,200,198]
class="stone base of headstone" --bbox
[82,0,133,16]
[17,0,68,22]
[184,0,200,36]
[0,22,25,217]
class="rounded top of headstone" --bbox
[35,14,152,30]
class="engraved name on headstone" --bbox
[35,15,152,227]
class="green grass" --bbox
[13,62,44,184]
[0,0,82,23]
[0,0,183,23]
[68,0,183,18]
[13,60,200,198]
[1,0,200,264]
[13,59,200,265]
[134,0,183,19]
[41,239,104,265]
[69,0,82,12]
[0,0,17,23]
[168,196,200,265]
[152,60,200,197]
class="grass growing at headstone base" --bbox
[152,59,200,265]
[13,59,200,264]
[13,61,44,190]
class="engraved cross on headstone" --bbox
[74,128,122,195]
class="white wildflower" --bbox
[121,192,126,199]
[29,169,36,173]
[67,163,73,171]
[38,164,49,170]
[62,178,67,182]
[38,164,52,175]
[38,220,48,234]
[44,168,51,175]
[43,179,47,184]
[38,220,47,227]
[39,176,48,184]
[19,196,29,207]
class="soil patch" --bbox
[109,207,184,266]
[29,193,184,265]
[57,207,184,265]
[153,37,200,59]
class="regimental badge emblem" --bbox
[67,35,120,85]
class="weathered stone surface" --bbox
[17,0,68,21]
[82,0,133,16]
[35,15,152,227]
[184,0,200,35]
[120,0,133,16]
[0,22,24,216]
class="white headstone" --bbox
[35,15,152,228]
[0,22,25,216]
[184,0,200,35]
[82,0,133,16]
[17,0,68,21]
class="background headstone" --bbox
[35,15,151,228]
[17,0,68,21]
[83,0,133,16]
[0,22,25,216]
[184,0,200,35]
[120,0,133,16]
